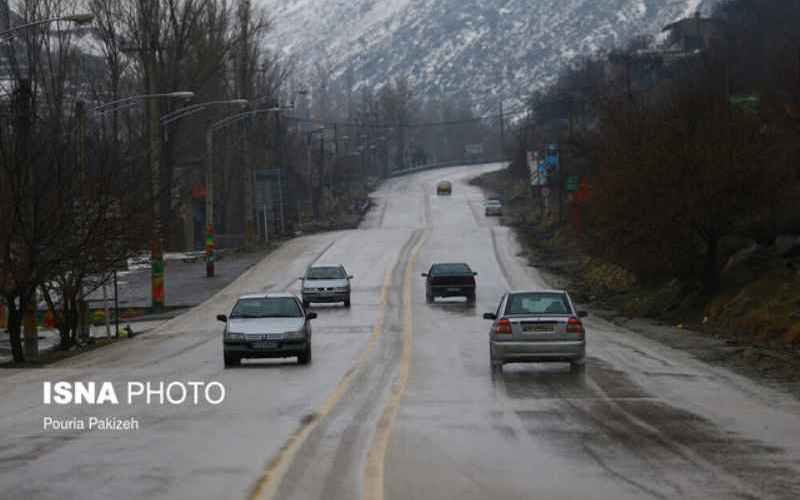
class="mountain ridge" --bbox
[258,0,717,111]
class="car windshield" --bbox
[505,293,572,315]
[430,263,472,276]
[230,297,302,318]
[306,266,346,280]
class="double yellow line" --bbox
[363,231,426,500]
[249,230,427,500]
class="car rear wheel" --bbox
[298,344,312,365]
[344,296,351,308]
[570,358,586,372]
[303,300,310,308]
[426,292,433,304]
[466,292,476,305]
[489,344,502,372]
[224,353,240,368]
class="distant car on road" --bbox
[422,262,477,304]
[484,199,503,216]
[484,290,587,371]
[219,293,316,367]
[300,265,353,308]
[436,181,452,196]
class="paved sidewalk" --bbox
[0,248,273,364]
[86,248,272,309]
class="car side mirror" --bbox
[483,313,497,320]
[216,314,227,323]
[578,311,589,318]
[307,312,318,320]
[299,276,305,281]
[421,273,428,277]
[348,275,354,280]
[473,272,478,276]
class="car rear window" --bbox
[504,293,572,315]
[231,297,302,318]
[430,263,472,275]
[306,266,346,279]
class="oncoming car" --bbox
[483,290,588,371]
[436,180,452,196]
[300,265,353,308]
[218,293,316,367]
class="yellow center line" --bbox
[249,266,393,500]
[363,230,428,500]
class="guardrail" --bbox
[388,158,510,178]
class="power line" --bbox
[279,105,530,130]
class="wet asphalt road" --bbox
[2,163,800,500]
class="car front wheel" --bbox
[570,358,586,372]
[224,353,241,368]
[344,295,351,308]
[298,344,312,365]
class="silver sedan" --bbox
[218,293,316,367]
[484,290,587,371]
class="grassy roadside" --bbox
[471,166,800,382]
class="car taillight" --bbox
[495,319,512,335]
[566,317,585,337]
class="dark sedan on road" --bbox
[300,265,353,308]
[484,290,587,371]
[219,293,316,367]
[422,262,477,304]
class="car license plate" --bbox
[447,288,461,292]
[253,341,278,349]
[524,324,555,333]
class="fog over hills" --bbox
[258,0,717,111]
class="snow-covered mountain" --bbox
[258,0,716,111]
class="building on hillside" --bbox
[662,12,727,52]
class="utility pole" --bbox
[16,79,37,361]
[140,1,166,312]
[239,0,255,246]
[205,127,216,277]
[499,101,506,159]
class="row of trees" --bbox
[300,70,502,174]
[0,0,283,362]
[511,0,800,294]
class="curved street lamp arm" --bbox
[92,92,194,114]
[161,100,248,126]
[0,14,94,40]
[209,106,291,134]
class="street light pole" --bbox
[205,105,293,277]
[91,91,194,311]
[0,13,94,40]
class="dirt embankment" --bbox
[471,168,800,390]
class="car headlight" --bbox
[335,287,349,292]
[285,330,305,340]
[225,331,245,341]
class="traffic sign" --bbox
[566,176,580,192]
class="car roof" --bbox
[507,289,569,296]
[237,292,297,300]
[307,264,344,269]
